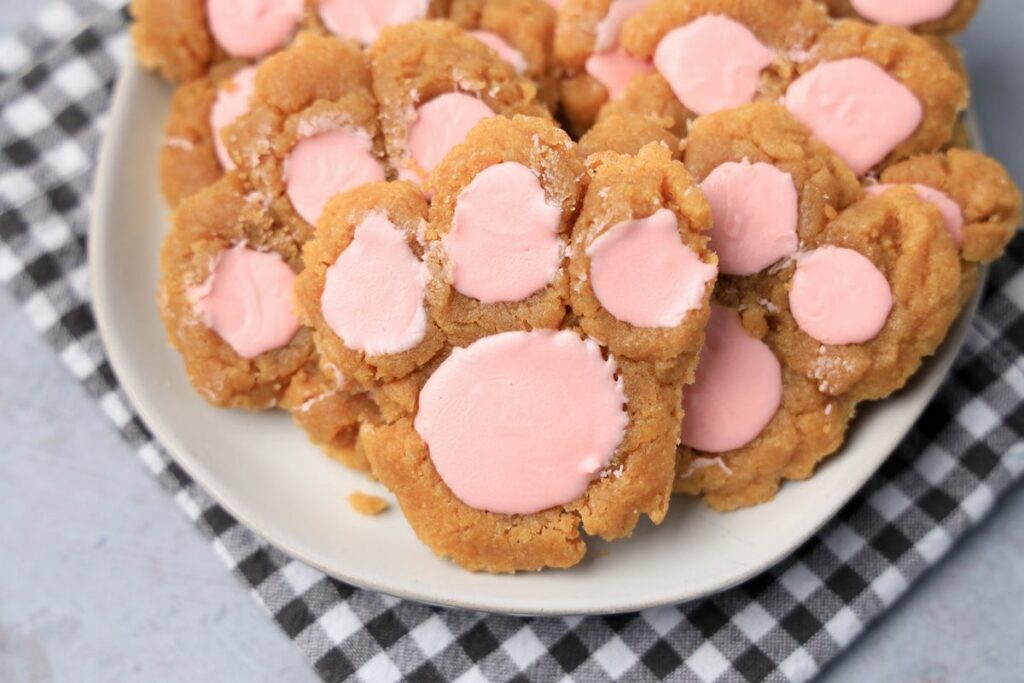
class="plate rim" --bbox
[88,62,982,616]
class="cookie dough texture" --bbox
[822,0,981,34]
[368,21,550,192]
[353,131,716,572]
[280,357,380,472]
[158,173,314,409]
[425,116,586,347]
[226,32,385,244]
[879,149,1023,264]
[348,492,390,516]
[160,61,245,207]
[597,0,828,137]
[576,114,681,161]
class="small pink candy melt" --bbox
[789,246,894,345]
[594,0,653,52]
[851,0,959,27]
[865,183,964,247]
[321,212,430,356]
[205,0,304,59]
[586,208,717,328]
[585,50,654,99]
[190,244,300,359]
[654,15,776,116]
[785,58,923,176]
[415,330,629,515]
[318,0,430,45]
[681,304,782,453]
[699,160,800,276]
[210,66,258,171]
[406,93,495,179]
[448,162,563,304]
[469,31,528,74]
[283,128,386,226]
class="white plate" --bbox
[90,64,981,616]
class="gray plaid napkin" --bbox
[2,2,1022,681]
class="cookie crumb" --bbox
[348,492,389,516]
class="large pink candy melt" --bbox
[469,31,528,74]
[866,183,964,247]
[415,330,628,515]
[585,50,654,99]
[680,304,782,453]
[851,0,958,27]
[594,0,653,52]
[318,0,430,45]
[406,93,495,178]
[321,213,430,356]
[283,128,386,226]
[448,162,563,304]
[190,244,300,359]
[699,160,799,276]
[210,66,258,171]
[789,246,893,345]
[654,15,776,116]
[586,208,717,328]
[205,0,304,59]
[785,58,923,176]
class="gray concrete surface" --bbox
[1,1,1022,682]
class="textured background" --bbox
[1,1,1022,681]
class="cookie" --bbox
[130,0,311,82]
[554,0,661,136]
[576,113,680,161]
[448,0,561,108]
[158,173,314,409]
[368,21,550,195]
[299,120,716,571]
[782,20,967,176]
[160,61,254,207]
[425,116,586,346]
[597,0,827,137]
[308,0,451,46]
[870,149,1023,265]
[226,32,387,244]
[280,356,381,471]
[822,0,981,35]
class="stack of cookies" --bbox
[136,0,1021,573]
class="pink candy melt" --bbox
[700,160,800,276]
[406,93,495,178]
[318,0,429,45]
[789,246,894,345]
[866,183,964,247]
[448,162,563,304]
[654,15,776,116]
[210,66,258,171]
[283,128,385,226]
[415,331,628,515]
[469,31,528,74]
[680,304,782,453]
[785,58,923,176]
[321,213,430,356]
[190,244,300,359]
[205,0,303,59]
[586,209,717,328]
[594,0,653,52]
[585,50,654,99]
[851,0,958,27]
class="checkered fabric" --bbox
[2,2,1023,681]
